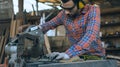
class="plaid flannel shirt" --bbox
[41,4,105,58]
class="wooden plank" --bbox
[0,24,4,56]
[44,34,51,54]
[0,36,4,54]
[107,55,120,60]
[10,19,14,37]
[101,7,120,14]
[10,20,17,38]
[0,28,9,64]
[0,36,5,63]
[15,19,23,34]
[13,20,17,37]
[10,15,14,38]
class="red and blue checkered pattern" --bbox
[41,4,105,58]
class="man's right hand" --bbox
[37,25,42,29]
[46,52,70,60]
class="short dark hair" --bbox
[61,0,79,4]
[61,0,70,3]
[72,0,80,4]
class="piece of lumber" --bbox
[0,36,5,63]
[10,15,14,38]
[0,36,4,55]
[0,28,9,64]
[10,20,17,38]
[44,34,51,54]
[107,55,120,60]
[16,19,23,34]
[101,7,120,14]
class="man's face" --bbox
[60,0,78,17]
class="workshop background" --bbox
[0,0,120,67]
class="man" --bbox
[38,0,105,60]
[14,0,102,61]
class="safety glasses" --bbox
[60,4,75,11]
[61,0,70,3]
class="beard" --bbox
[67,12,78,18]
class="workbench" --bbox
[26,60,117,67]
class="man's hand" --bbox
[55,52,70,60]
[46,52,70,60]
[37,25,42,29]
